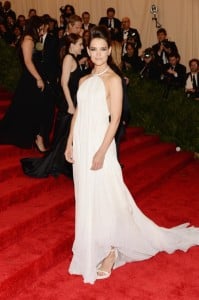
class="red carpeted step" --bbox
[0,174,68,212]
[138,161,199,227]
[124,150,193,197]
[0,206,75,300]
[123,126,144,138]
[0,177,73,250]
[0,153,40,181]
[122,141,176,170]
[120,134,160,154]
[0,135,196,299]
[14,161,199,300]
[0,145,37,158]
[15,246,199,300]
[0,89,198,300]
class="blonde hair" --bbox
[111,40,122,69]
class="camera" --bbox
[161,40,171,49]
[143,48,154,58]
[144,52,151,58]
[127,32,137,46]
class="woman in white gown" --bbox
[65,26,199,284]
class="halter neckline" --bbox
[92,66,109,76]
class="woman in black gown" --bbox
[21,33,84,178]
[0,16,47,150]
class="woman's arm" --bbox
[91,74,123,170]
[61,54,76,114]
[64,107,78,163]
[21,36,44,91]
[64,75,89,163]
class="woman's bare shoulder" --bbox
[23,35,34,42]
[107,69,122,85]
[63,54,74,63]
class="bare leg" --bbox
[96,248,118,279]
[35,134,48,152]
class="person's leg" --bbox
[39,86,56,148]
[96,248,118,279]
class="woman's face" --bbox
[72,38,83,55]
[88,38,111,66]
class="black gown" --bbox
[20,53,83,178]
[0,45,46,148]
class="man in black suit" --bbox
[81,11,95,31]
[152,28,178,66]
[99,7,121,41]
[2,0,16,23]
[121,17,141,55]
[161,53,186,98]
[37,15,60,148]
[185,58,199,99]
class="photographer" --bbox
[152,28,178,66]
[139,48,161,80]
[161,52,186,99]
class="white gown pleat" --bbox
[68,75,199,284]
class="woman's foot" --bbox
[34,134,48,153]
[96,248,118,280]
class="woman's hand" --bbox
[65,144,74,163]
[36,78,45,91]
[67,104,75,115]
[91,150,105,170]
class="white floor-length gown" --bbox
[68,71,199,284]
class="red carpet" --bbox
[0,89,199,300]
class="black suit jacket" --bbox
[99,17,121,30]
[152,40,178,64]
[185,72,199,97]
[82,23,95,31]
[41,33,60,83]
[99,17,121,40]
[186,72,199,84]
[121,27,142,49]
[162,63,186,87]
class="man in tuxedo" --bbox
[161,53,186,98]
[81,11,95,31]
[2,1,16,23]
[152,28,178,66]
[38,15,60,147]
[121,17,141,56]
[99,7,121,41]
[185,58,199,99]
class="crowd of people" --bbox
[1,3,199,96]
[0,2,198,169]
[0,1,199,285]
